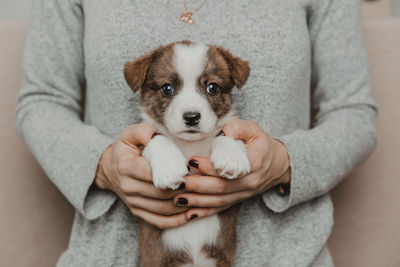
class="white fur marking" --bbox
[164,44,218,141]
[142,135,187,189]
[211,136,251,179]
[174,43,208,85]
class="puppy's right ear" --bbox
[124,52,153,92]
[215,46,250,89]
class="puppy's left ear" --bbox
[124,46,164,92]
[217,47,250,89]
[124,53,152,92]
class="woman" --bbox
[15,0,377,266]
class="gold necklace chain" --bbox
[180,0,208,24]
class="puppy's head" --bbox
[124,41,250,141]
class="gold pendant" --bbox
[180,11,194,24]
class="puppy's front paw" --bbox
[143,136,187,190]
[151,158,187,190]
[211,136,251,179]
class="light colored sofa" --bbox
[0,18,399,267]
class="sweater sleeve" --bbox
[15,0,117,220]
[262,0,377,212]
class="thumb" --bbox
[222,118,259,144]
[119,122,156,147]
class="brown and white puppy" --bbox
[124,40,250,267]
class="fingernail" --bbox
[187,165,190,172]
[188,159,199,169]
[178,183,185,190]
[216,130,225,137]
[176,198,188,206]
[151,132,159,139]
[190,214,198,220]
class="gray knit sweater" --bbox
[15,0,376,266]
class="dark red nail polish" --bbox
[188,159,199,169]
[151,132,159,139]
[187,165,190,172]
[190,214,198,220]
[216,130,225,137]
[178,183,185,190]
[176,198,188,206]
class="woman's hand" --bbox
[175,118,291,220]
[94,123,189,229]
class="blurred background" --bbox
[363,0,400,19]
[0,1,399,267]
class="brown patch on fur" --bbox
[124,43,183,125]
[140,44,182,125]
[139,220,193,267]
[197,46,250,118]
[124,46,163,92]
[202,204,241,267]
[213,46,250,89]
[176,39,194,46]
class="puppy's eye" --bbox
[161,84,175,97]
[206,83,219,95]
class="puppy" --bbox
[124,40,250,267]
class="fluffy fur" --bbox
[124,41,250,267]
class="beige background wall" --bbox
[362,0,393,19]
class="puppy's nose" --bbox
[183,112,201,126]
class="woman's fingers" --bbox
[184,172,261,194]
[185,205,232,221]
[126,195,188,215]
[173,190,253,208]
[188,156,219,177]
[130,206,189,229]
[183,175,240,194]
[119,176,184,199]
